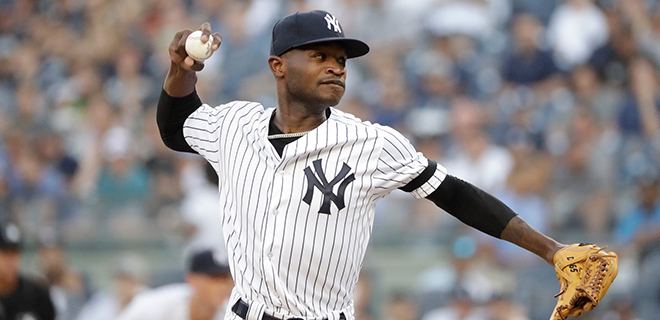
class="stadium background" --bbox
[1,0,659,319]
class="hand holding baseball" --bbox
[186,30,214,61]
[169,22,222,72]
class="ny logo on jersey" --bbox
[303,159,355,214]
[324,13,342,33]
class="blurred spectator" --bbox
[616,57,660,183]
[618,57,660,137]
[366,53,413,131]
[511,0,558,24]
[32,130,80,228]
[424,0,511,41]
[96,127,150,208]
[74,253,149,320]
[350,0,424,52]
[601,298,641,320]
[116,249,233,320]
[549,107,616,239]
[547,0,609,69]
[2,129,68,235]
[33,132,79,188]
[93,126,151,238]
[354,271,376,320]
[421,286,487,320]
[485,294,529,320]
[501,13,559,86]
[588,6,636,84]
[570,64,621,126]
[619,0,660,68]
[104,44,156,122]
[614,176,660,259]
[634,251,660,320]
[212,1,271,102]
[38,229,90,320]
[442,97,513,194]
[417,236,515,313]
[383,292,420,320]
[0,220,55,320]
[404,49,455,137]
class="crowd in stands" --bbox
[1,0,660,319]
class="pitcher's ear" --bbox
[269,56,285,77]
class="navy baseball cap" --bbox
[188,250,230,276]
[0,221,22,251]
[270,10,370,59]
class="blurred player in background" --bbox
[74,252,149,320]
[116,249,233,320]
[37,229,89,320]
[0,221,55,320]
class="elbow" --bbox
[158,127,174,150]
[161,135,179,151]
[160,132,192,153]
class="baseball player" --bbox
[116,249,233,320]
[0,221,56,320]
[157,10,616,320]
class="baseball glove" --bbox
[550,243,618,320]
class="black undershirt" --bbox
[268,120,300,156]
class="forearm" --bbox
[426,174,564,264]
[426,175,516,238]
[500,216,564,265]
[163,62,198,97]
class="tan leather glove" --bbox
[550,243,618,320]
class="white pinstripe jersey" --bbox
[183,101,447,320]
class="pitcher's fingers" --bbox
[183,56,205,72]
[183,56,195,69]
[191,60,205,72]
[175,30,193,56]
[211,32,222,51]
[199,22,212,43]
[171,30,192,57]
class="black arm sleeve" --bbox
[425,175,517,238]
[156,89,202,153]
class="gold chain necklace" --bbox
[267,131,311,139]
[267,109,323,139]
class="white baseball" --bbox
[185,30,214,61]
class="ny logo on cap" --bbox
[303,159,354,214]
[324,13,342,33]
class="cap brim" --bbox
[283,38,370,59]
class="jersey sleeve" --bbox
[183,103,232,167]
[374,126,447,198]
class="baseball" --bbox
[185,30,214,61]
